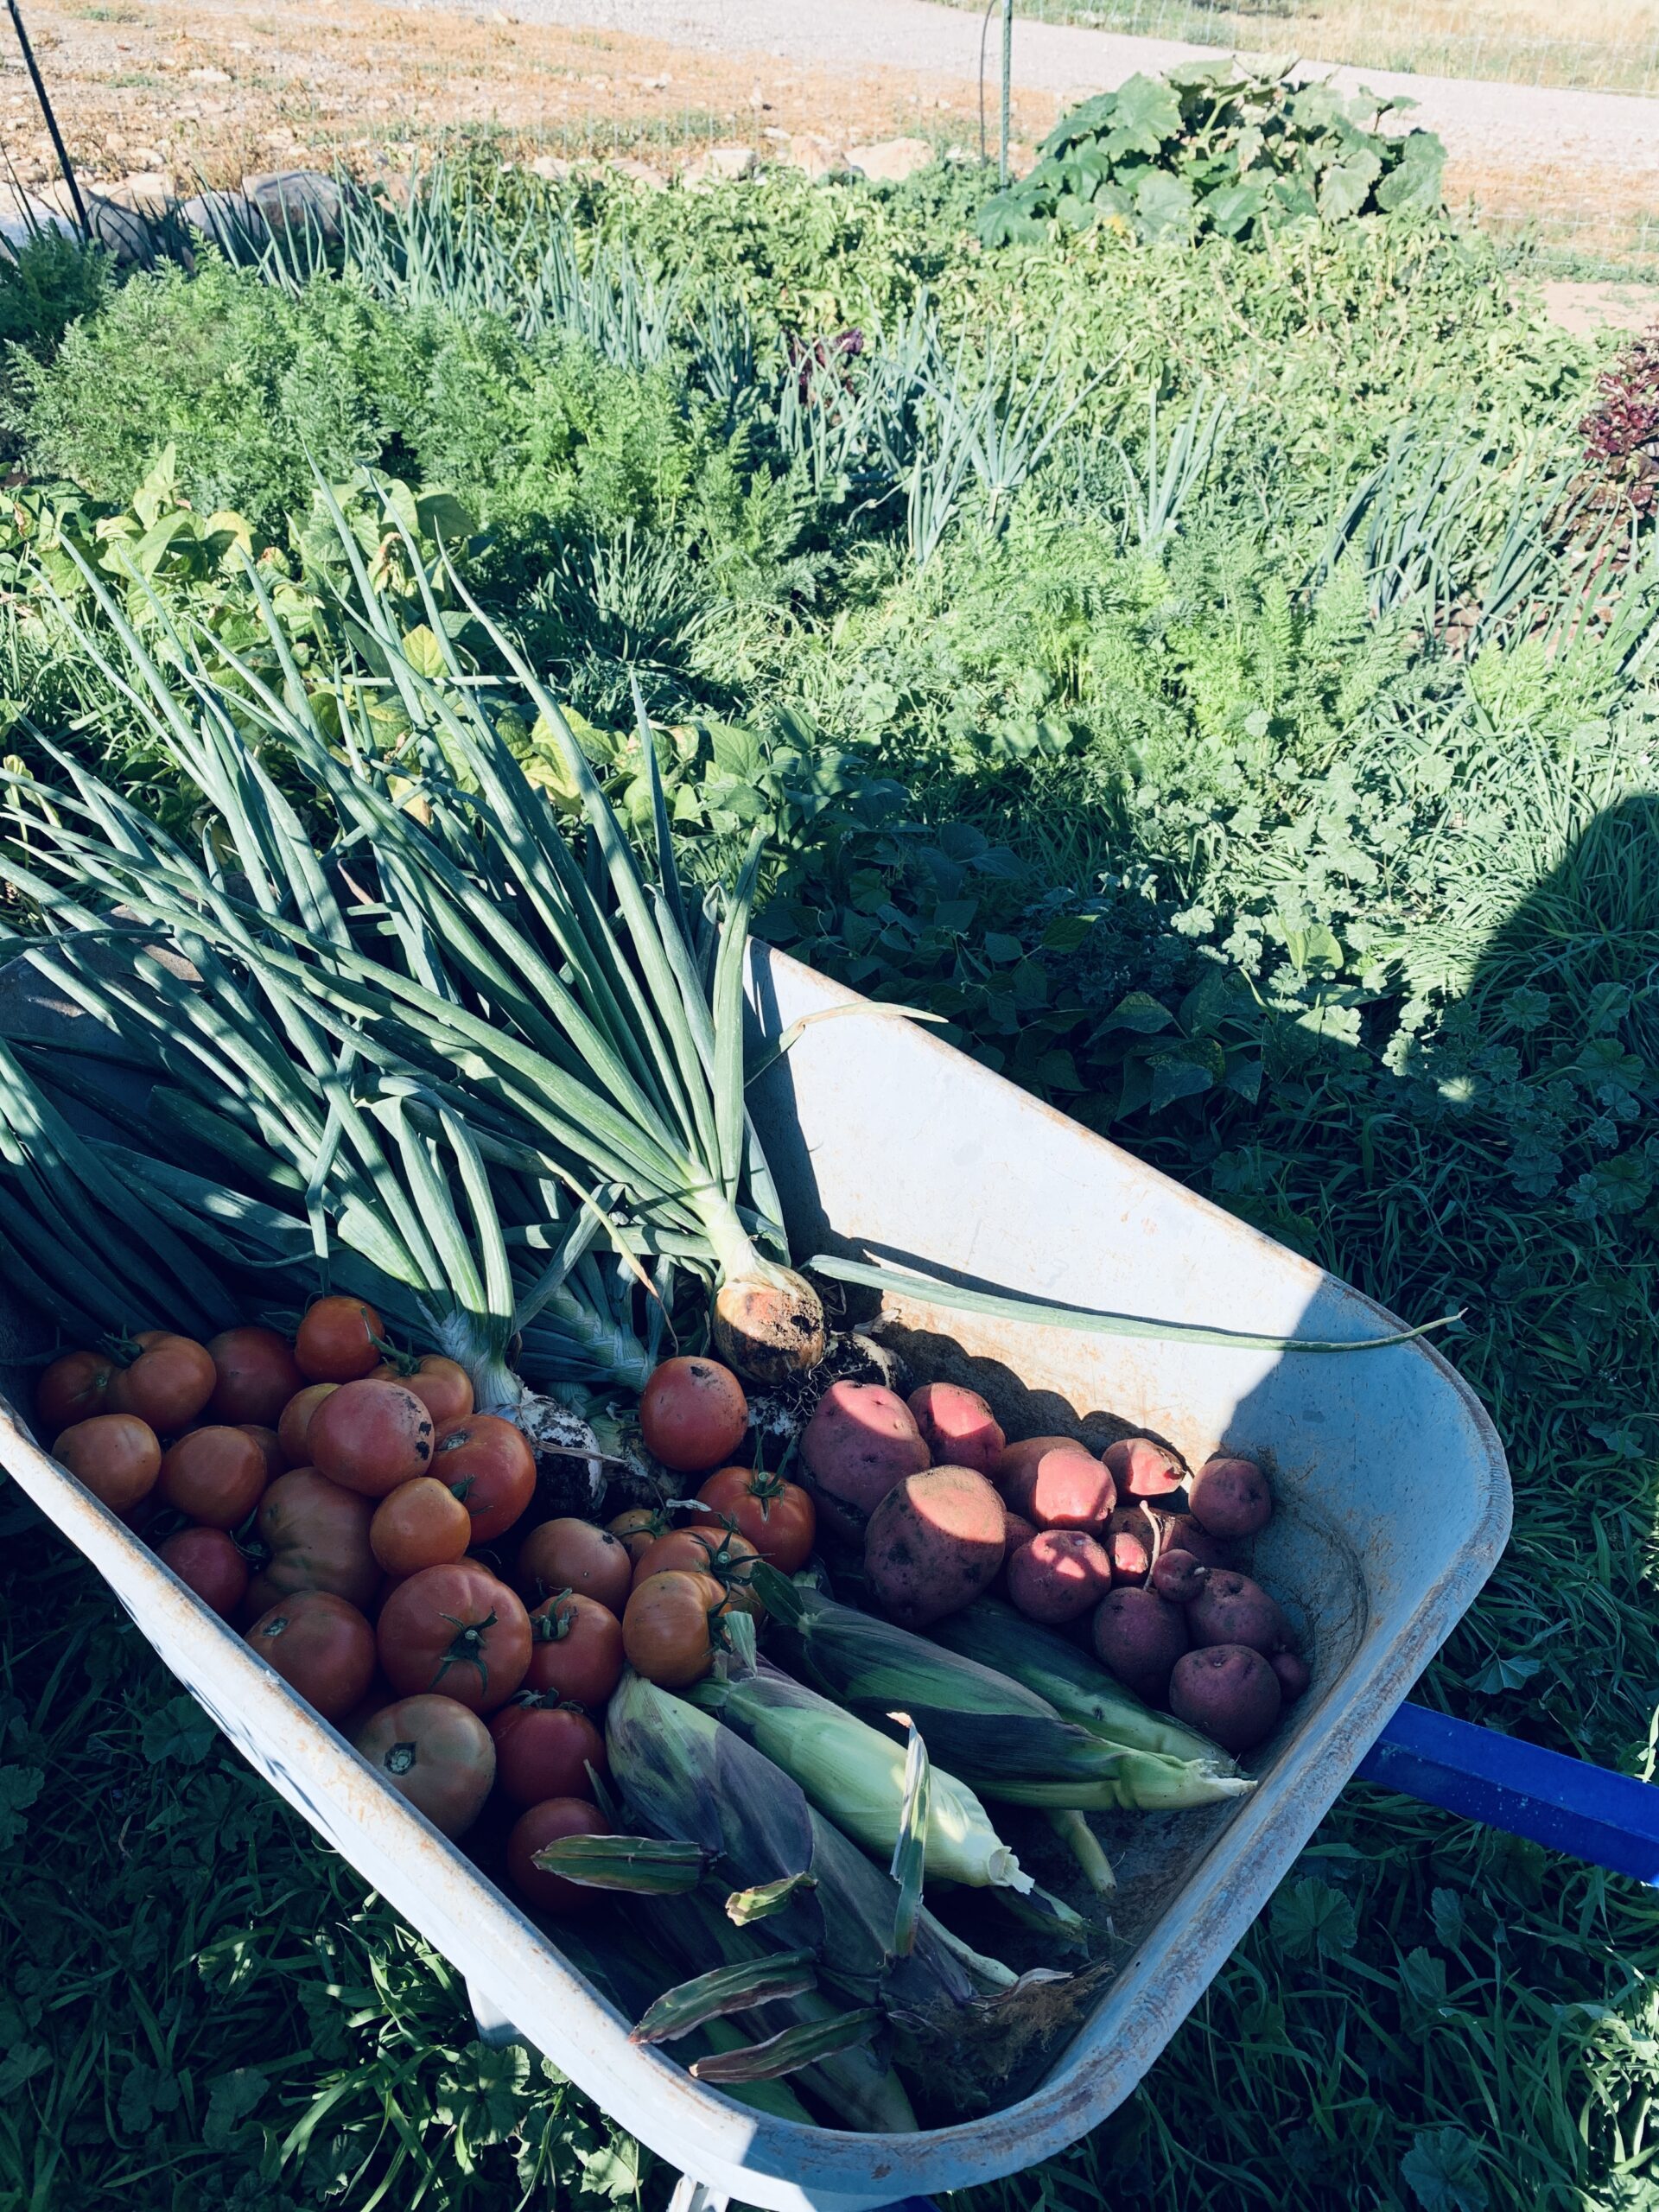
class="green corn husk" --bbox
[631,1949,819,2045]
[932,1601,1236,1767]
[689,1660,1032,1893]
[754,1567,1251,1811]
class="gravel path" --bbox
[438,0,1659,183]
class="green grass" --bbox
[3,143,1659,2210]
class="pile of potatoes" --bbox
[800,1379,1306,1756]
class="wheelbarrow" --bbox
[1,943,1650,2212]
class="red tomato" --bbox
[276,1382,337,1467]
[35,1348,114,1435]
[525,1592,625,1709]
[621,1570,726,1688]
[505,1797,610,1915]
[370,1477,474,1577]
[158,1526,249,1618]
[489,1700,606,1808]
[53,1413,161,1511]
[689,1465,816,1573]
[371,1354,474,1428]
[294,1296,385,1383]
[250,1466,379,1611]
[105,1332,217,1433]
[245,1590,376,1721]
[353,1694,496,1838]
[632,1527,764,1616]
[431,1415,536,1546]
[309,1379,435,1497]
[515,1517,632,1611]
[206,1326,303,1426]
[157,1426,269,1528]
[638,1357,747,1473]
[376,1561,531,1713]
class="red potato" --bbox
[1002,1444,1116,1535]
[1169,1643,1281,1755]
[991,1434,1083,1492]
[1091,1586,1189,1704]
[800,1381,929,1545]
[906,1382,1005,1478]
[1188,1456,1273,1540]
[1104,1506,1153,1586]
[863,1467,1006,1628]
[1103,1435,1185,1499]
[1185,1570,1291,1657]
[1149,1548,1209,1604]
[1007,1529,1113,1624]
[1272,1650,1311,1701]
[992,1509,1036,1598]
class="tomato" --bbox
[105,1332,217,1433]
[354,1694,496,1839]
[515,1517,632,1611]
[490,1700,607,1808]
[238,1425,286,1481]
[309,1378,435,1497]
[525,1591,625,1709]
[246,1590,376,1720]
[370,1477,474,1576]
[431,1415,536,1547]
[638,1357,747,1473]
[371,1354,473,1428]
[35,1348,114,1435]
[690,1465,816,1573]
[250,1466,379,1612]
[158,1525,249,1618]
[53,1413,162,1511]
[376,1561,531,1713]
[205,1326,303,1425]
[276,1382,337,1467]
[157,1425,269,1528]
[622,1570,727,1688]
[607,1505,669,1564]
[633,1526,764,1617]
[294,1296,385,1383]
[505,1797,609,1916]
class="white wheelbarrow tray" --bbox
[0,944,1510,2212]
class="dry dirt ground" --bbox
[3,0,1656,282]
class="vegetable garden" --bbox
[2,66,1659,2212]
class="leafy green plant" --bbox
[0,228,109,369]
[977,60,1446,246]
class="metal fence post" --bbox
[5,0,91,237]
[999,0,1014,185]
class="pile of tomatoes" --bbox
[36,1317,813,1921]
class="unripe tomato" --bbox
[515,1517,632,1611]
[370,1354,474,1428]
[294,1296,385,1383]
[431,1415,536,1546]
[505,1797,609,1915]
[157,1425,269,1528]
[206,1326,303,1426]
[376,1561,531,1713]
[245,1590,377,1721]
[687,1465,816,1573]
[276,1382,337,1467]
[489,1700,607,1808]
[525,1592,625,1709]
[371,1477,474,1576]
[309,1378,435,1497]
[35,1348,114,1435]
[638,1357,747,1473]
[53,1413,161,1512]
[105,1332,217,1433]
[354,1695,496,1838]
[607,1506,669,1564]
[621,1570,727,1688]
[158,1526,249,1618]
[251,1466,378,1612]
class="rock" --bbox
[605,157,667,190]
[777,136,849,182]
[186,65,231,84]
[0,186,78,262]
[177,187,268,255]
[35,180,157,265]
[105,171,175,216]
[680,142,756,187]
[529,153,573,181]
[844,137,935,184]
[242,168,343,242]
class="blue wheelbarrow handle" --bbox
[1356,1700,1659,1883]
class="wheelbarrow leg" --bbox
[664,2179,728,2212]
[465,1976,526,2049]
